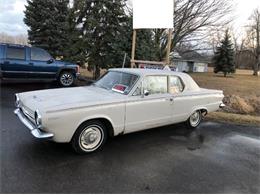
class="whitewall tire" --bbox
[71,120,107,154]
[186,110,202,129]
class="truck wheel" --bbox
[59,71,75,87]
[71,120,107,154]
[186,110,202,129]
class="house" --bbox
[170,51,209,72]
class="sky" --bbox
[0,0,260,37]
[231,0,260,35]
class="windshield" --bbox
[94,71,139,95]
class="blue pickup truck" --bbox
[0,43,79,87]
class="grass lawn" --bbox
[189,72,260,97]
[206,112,260,126]
[190,71,260,126]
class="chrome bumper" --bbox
[14,108,54,139]
[219,103,225,108]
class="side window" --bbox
[144,76,167,95]
[169,76,184,94]
[6,47,25,60]
[31,48,52,61]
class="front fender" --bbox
[56,66,78,78]
[76,115,115,133]
[47,112,121,143]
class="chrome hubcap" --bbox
[79,126,103,151]
[60,73,73,86]
[190,111,200,127]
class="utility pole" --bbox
[253,9,260,76]
[256,12,260,76]
[165,28,173,65]
[131,29,137,68]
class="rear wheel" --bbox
[71,120,107,154]
[186,110,202,129]
[59,71,75,87]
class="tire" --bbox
[186,110,202,129]
[58,71,75,87]
[71,120,108,154]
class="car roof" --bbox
[109,68,200,91]
[110,68,187,77]
[0,43,30,49]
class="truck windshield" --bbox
[94,71,138,95]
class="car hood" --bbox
[18,86,126,113]
[55,60,75,66]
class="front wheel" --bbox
[186,110,202,129]
[71,120,107,154]
[58,71,75,87]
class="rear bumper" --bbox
[14,108,53,139]
[219,103,225,108]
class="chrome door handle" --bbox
[166,97,174,102]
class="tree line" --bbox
[24,0,235,78]
[212,9,260,77]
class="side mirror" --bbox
[47,59,54,64]
[144,89,149,96]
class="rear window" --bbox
[169,76,184,94]
[6,47,25,60]
[31,48,52,61]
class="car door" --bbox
[2,46,30,78]
[29,47,57,79]
[168,75,189,123]
[124,75,174,133]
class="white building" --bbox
[170,51,209,72]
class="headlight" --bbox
[15,94,20,107]
[35,109,42,127]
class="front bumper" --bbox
[219,103,226,108]
[14,108,53,139]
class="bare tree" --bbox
[0,33,29,45]
[246,9,260,76]
[152,0,233,60]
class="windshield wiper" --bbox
[94,83,110,90]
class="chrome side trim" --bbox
[14,108,53,139]
[2,70,56,74]
[46,93,223,114]
[219,103,225,108]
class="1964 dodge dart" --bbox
[14,68,225,153]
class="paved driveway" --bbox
[1,81,259,193]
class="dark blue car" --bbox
[0,43,79,87]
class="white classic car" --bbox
[14,68,225,153]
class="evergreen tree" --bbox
[213,30,235,77]
[24,0,69,58]
[63,3,85,65]
[75,0,132,78]
[135,29,158,61]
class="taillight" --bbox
[76,65,80,73]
